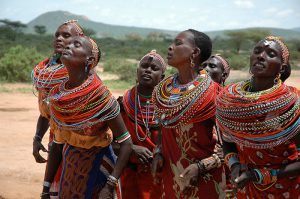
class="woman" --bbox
[119,50,165,198]
[152,29,225,199]
[216,36,300,198]
[41,35,132,198]
[202,54,230,86]
[32,20,84,197]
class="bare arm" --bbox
[106,113,133,179]
[33,114,50,163]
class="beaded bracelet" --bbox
[224,153,239,170]
[253,169,278,185]
[106,175,118,187]
[114,131,131,144]
[43,181,51,188]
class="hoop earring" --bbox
[190,57,195,68]
[274,73,281,84]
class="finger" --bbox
[180,169,190,178]
[40,144,49,153]
[144,148,153,157]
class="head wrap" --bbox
[87,37,99,68]
[265,36,289,65]
[212,54,230,75]
[139,50,167,73]
[62,19,84,36]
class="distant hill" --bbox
[206,27,300,40]
[292,27,300,32]
[24,10,300,40]
[24,11,178,38]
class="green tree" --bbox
[0,45,44,82]
[34,25,47,35]
[82,28,96,37]
[125,33,142,41]
[246,29,271,44]
[226,30,248,54]
[0,19,27,33]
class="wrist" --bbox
[153,145,162,156]
[106,175,118,187]
[224,152,240,171]
[33,135,42,142]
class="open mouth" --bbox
[167,53,172,59]
[141,74,152,80]
[253,62,265,69]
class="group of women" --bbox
[32,20,299,199]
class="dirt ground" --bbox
[0,70,299,199]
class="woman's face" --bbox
[53,24,80,54]
[167,31,195,68]
[250,39,283,79]
[202,57,224,84]
[137,56,164,89]
[60,36,92,68]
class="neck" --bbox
[137,84,153,98]
[66,69,88,89]
[176,67,198,84]
[250,76,275,92]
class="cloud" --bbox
[277,9,294,17]
[234,0,254,9]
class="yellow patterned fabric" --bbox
[50,120,113,149]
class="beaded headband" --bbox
[213,54,230,75]
[265,36,289,65]
[139,49,167,72]
[63,19,84,36]
[88,37,99,68]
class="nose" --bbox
[168,45,173,52]
[257,51,266,61]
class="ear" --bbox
[192,47,201,59]
[280,64,287,75]
[221,72,229,83]
[86,56,95,68]
[161,74,165,80]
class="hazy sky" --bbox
[1,0,299,31]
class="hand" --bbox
[132,145,153,164]
[99,183,114,199]
[179,163,199,195]
[151,152,164,184]
[234,170,255,189]
[33,139,48,163]
[40,192,50,199]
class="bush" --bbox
[226,53,250,70]
[103,58,137,83]
[0,45,44,82]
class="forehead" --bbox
[56,24,78,35]
[255,39,281,52]
[175,31,195,44]
[206,57,220,64]
[140,56,163,67]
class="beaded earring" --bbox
[274,73,281,84]
[190,57,195,68]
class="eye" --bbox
[253,47,262,54]
[151,65,159,71]
[268,50,277,58]
[55,32,59,38]
[74,41,81,47]
[63,33,71,38]
[174,39,182,46]
[210,64,216,68]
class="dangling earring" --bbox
[249,68,253,75]
[190,57,195,68]
[274,73,281,85]
[85,61,89,74]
